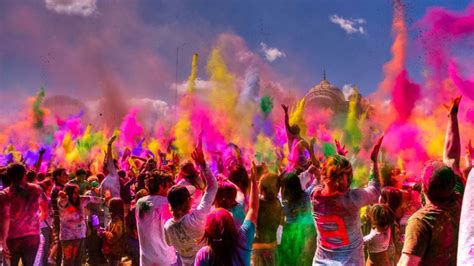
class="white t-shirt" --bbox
[164,165,217,266]
[136,195,176,266]
[363,227,391,253]
[100,156,120,198]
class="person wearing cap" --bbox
[398,97,464,266]
[164,139,217,266]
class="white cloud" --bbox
[329,15,366,35]
[260,42,286,62]
[45,0,97,16]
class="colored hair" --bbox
[201,208,244,266]
[146,170,173,194]
[322,155,353,190]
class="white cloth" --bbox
[164,165,217,266]
[136,195,176,266]
[100,156,120,198]
[363,227,391,253]
[458,169,474,264]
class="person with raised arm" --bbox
[100,135,121,198]
[164,137,217,266]
[0,163,47,266]
[399,97,463,266]
[311,135,384,265]
[281,104,302,153]
[194,161,260,266]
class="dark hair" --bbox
[64,183,80,209]
[380,186,402,213]
[118,170,126,179]
[281,172,303,203]
[167,185,190,212]
[0,168,10,188]
[228,165,249,195]
[26,170,37,183]
[108,197,124,220]
[75,168,87,178]
[215,181,238,209]
[146,170,173,195]
[422,161,456,204]
[7,163,26,185]
[259,173,280,201]
[52,168,66,184]
[201,208,244,266]
[369,204,395,229]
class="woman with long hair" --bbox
[195,162,260,266]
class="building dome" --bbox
[304,78,347,112]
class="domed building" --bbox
[304,75,348,113]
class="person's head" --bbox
[380,186,403,219]
[146,170,173,196]
[134,189,148,202]
[108,197,124,220]
[259,173,280,201]
[52,168,68,185]
[7,163,27,185]
[281,172,303,203]
[37,172,46,182]
[421,160,456,205]
[75,168,87,182]
[26,170,37,183]
[87,176,100,192]
[167,185,191,219]
[201,208,241,266]
[322,155,353,192]
[178,161,204,190]
[118,170,126,179]
[64,183,80,209]
[215,180,238,209]
[228,164,249,195]
[96,173,105,183]
[369,204,395,231]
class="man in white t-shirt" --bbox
[136,170,176,266]
[164,142,217,266]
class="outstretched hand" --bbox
[444,96,462,116]
[370,135,384,162]
[250,161,258,182]
[335,139,348,156]
[281,104,289,114]
[191,133,205,166]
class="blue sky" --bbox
[0,0,472,109]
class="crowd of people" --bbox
[0,97,470,266]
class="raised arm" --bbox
[192,136,218,217]
[443,96,462,178]
[352,135,383,208]
[105,135,118,176]
[282,104,296,150]
[34,147,46,173]
[245,161,260,226]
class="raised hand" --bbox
[444,96,462,116]
[39,147,46,155]
[281,104,289,114]
[335,139,348,156]
[370,135,384,162]
[108,135,117,145]
[191,134,205,167]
